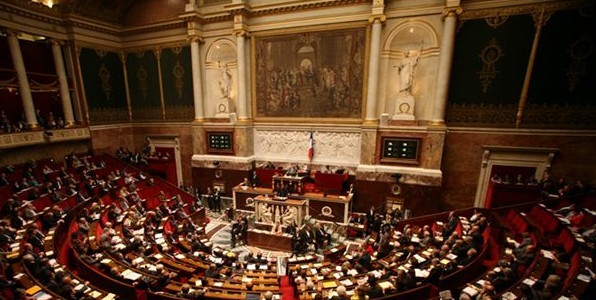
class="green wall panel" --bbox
[80,48,127,109]
[528,8,596,105]
[449,15,534,105]
[126,50,161,108]
[161,46,193,106]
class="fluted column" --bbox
[6,30,38,128]
[190,36,205,121]
[431,8,460,125]
[50,40,75,126]
[235,30,249,121]
[364,18,384,124]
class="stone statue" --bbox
[396,49,421,95]
[282,207,297,226]
[261,203,272,224]
[218,63,232,99]
[393,48,422,120]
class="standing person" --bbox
[206,187,214,211]
[213,187,222,213]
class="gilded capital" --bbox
[233,29,250,38]
[188,35,203,44]
[442,6,463,20]
[49,39,63,47]
[368,15,386,24]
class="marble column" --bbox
[235,31,249,121]
[51,40,75,126]
[6,31,38,128]
[190,37,205,121]
[431,10,459,125]
[364,19,383,124]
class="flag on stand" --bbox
[308,131,314,160]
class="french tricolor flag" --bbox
[308,131,314,160]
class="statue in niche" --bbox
[218,62,232,99]
[393,47,422,120]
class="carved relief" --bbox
[254,130,361,164]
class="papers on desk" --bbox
[213,282,223,287]
[154,253,163,259]
[322,281,337,289]
[259,265,268,270]
[100,258,112,264]
[121,269,142,281]
[476,279,487,287]
[89,290,102,298]
[45,251,54,257]
[155,238,165,244]
[378,281,395,291]
[32,291,51,300]
[48,259,57,267]
[411,236,420,243]
[333,272,341,279]
[440,259,451,265]
[14,273,25,280]
[577,274,591,283]
[247,264,256,270]
[462,286,479,297]
[341,279,353,286]
[25,285,42,295]
[102,293,116,300]
[75,284,90,293]
[414,269,429,278]
[310,268,318,275]
[413,254,426,263]
[114,243,126,250]
[370,270,382,278]
[242,277,253,283]
[44,236,53,241]
[132,257,144,265]
[155,233,163,239]
[345,255,353,260]
[522,278,536,286]
[501,291,517,300]
[347,269,358,276]
[175,254,186,259]
[330,248,338,253]
[446,253,457,260]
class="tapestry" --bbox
[254,27,365,118]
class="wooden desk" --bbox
[247,229,293,252]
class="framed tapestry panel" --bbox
[253,27,366,119]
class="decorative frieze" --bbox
[0,127,90,149]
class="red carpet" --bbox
[279,276,297,300]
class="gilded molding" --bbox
[89,107,129,125]
[459,0,584,20]
[446,103,518,126]
[0,127,91,150]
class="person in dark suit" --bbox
[206,187,214,211]
[366,277,384,298]
[213,188,222,212]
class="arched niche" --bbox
[205,39,237,117]
[381,20,440,121]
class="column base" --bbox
[429,120,446,127]
[362,119,379,128]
